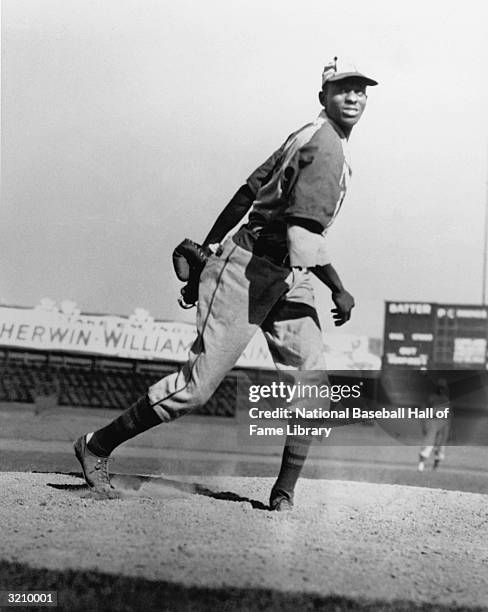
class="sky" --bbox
[1,0,487,339]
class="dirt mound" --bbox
[1,472,487,611]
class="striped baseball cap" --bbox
[322,57,378,87]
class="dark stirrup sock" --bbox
[87,395,163,457]
[271,435,313,500]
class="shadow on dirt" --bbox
[0,559,480,612]
[47,472,270,510]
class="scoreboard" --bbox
[383,301,488,369]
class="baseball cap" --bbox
[321,57,378,87]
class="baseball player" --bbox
[74,57,378,510]
[418,379,451,471]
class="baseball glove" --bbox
[172,238,210,308]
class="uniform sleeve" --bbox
[246,142,287,194]
[283,130,345,231]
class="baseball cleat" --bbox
[433,459,441,470]
[74,435,115,492]
[269,491,294,512]
[417,460,425,472]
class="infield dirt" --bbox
[1,404,488,611]
[1,471,487,612]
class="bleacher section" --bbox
[0,351,237,417]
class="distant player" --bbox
[418,379,451,471]
[74,57,378,510]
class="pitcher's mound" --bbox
[1,472,487,611]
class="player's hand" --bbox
[331,290,355,326]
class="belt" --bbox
[234,225,291,268]
[255,249,290,268]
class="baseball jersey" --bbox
[233,111,352,267]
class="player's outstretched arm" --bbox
[201,141,286,248]
[174,184,256,309]
[311,264,355,326]
[201,184,255,248]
